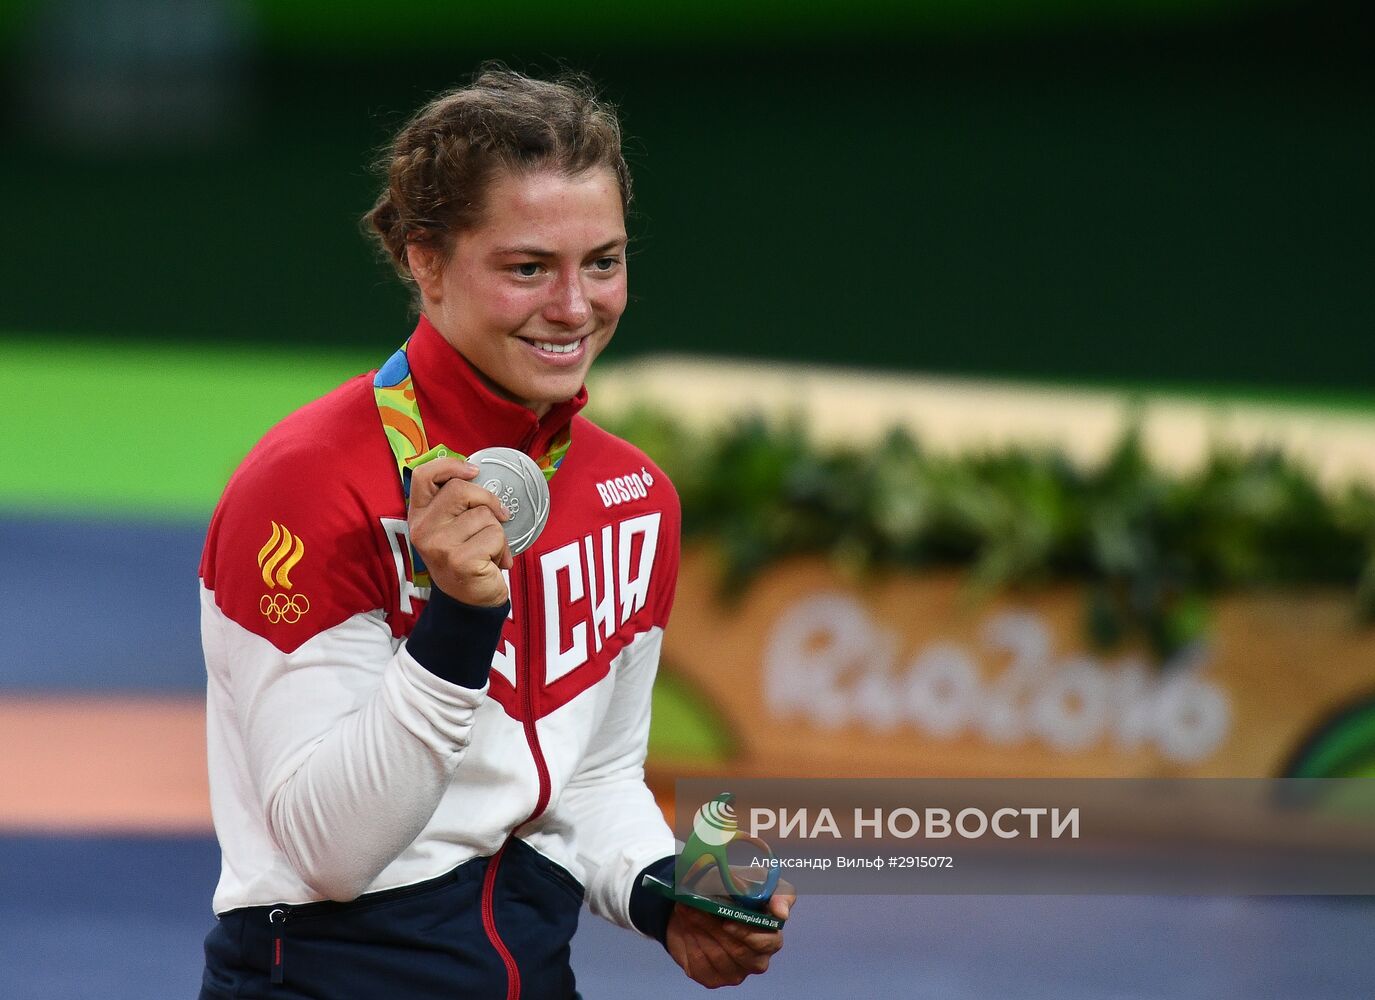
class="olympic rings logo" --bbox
[260,593,311,624]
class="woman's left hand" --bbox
[664,890,793,989]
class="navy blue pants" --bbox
[200,840,583,999]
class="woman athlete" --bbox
[197,66,791,998]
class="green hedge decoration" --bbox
[605,408,1375,660]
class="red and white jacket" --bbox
[199,316,679,935]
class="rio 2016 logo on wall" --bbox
[763,595,1231,763]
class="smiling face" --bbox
[408,166,628,417]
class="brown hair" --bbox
[363,64,630,290]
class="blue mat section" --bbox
[3,834,1374,999]
[0,515,207,691]
[0,834,220,1000]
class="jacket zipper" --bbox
[478,553,556,1000]
[520,552,554,820]
[481,842,521,1000]
[512,423,554,820]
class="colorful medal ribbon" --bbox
[373,338,572,590]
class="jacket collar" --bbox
[405,314,588,459]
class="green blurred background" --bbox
[2,0,1371,391]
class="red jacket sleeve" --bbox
[200,418,392,654]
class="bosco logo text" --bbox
[596,467,654,508]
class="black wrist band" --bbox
[405,587,509,688]
[629,855,677,946]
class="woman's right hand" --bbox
[407,458,513,607]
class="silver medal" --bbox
[466,446,551,556]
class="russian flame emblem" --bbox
[258,522,309,622]
[257,522,305,590]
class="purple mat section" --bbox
[2,835,1373,999]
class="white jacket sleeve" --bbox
[555,625,676,932]
[204,587,489,902]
